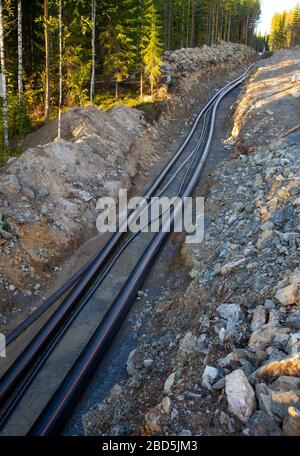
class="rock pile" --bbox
[0,105,147,297]
[162,41,256,82]
[82,131,300,437]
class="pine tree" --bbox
[102,0,137,99]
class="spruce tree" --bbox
[142,3,163,100]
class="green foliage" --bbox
[0,93,32,149]
[101,0,137,97]
[269,3,300,50]
[0,0,262,158]
[142,3,163,98]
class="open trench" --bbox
[63,76,246,436]
[0,62,254,436]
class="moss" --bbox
[2,222,11,233]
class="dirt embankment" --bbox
[82,49,300,437]
[0,42,256,329]
[0,105,150,305]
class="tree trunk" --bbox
[215,4,219,43]
[180,0,185,48]
[140,71,143,100]
[164,0,172,50]
[115,80,119,99]
[29,5,34,71]
[207,11,211,45]
[44,0,50,121]
[186,0,190,47]
[211,2,215,45]
[0,0,8,148]
[57,0,62,139]
[18,0,23,100]
[90,0,96,105]
[245,15,249,45]
[190,0,196,47]
[227,10,232,42]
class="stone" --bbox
[72,189,93,202]
[264,299,276,310]
[255,355,300,380]
[272,205,295,228]
[250,306,267,332]
[286,311,300,330]
[36,186,50,198]
[219,411,230,426]
[275,283,299,306]
[164,372,176,394]
[144,397,172,434]
[221,259,246,275]
[287,333,300,354]
[291,73,300,83]
[161,397,172,415]
[270,389,300,420]
[143,359,154,369]
[240,360,256,377]
[217,304,243,323]
[178,430,192,437]
[245,411,282,436]
[225,369,256,423]
[268,309,281,327]
[144,409,161,434]
[0,174,21,194]
[257,230,273,250]
[177,332,198,360]
[266,347,287,362]
[212,377,226,391]
[283,407,300,436]
[126,349,138,376]
[271,376,300,391]
[22,187,35,200]
[218,352,235,369]
[248,326,289,352]
[289,270,300,285]
[201,366,219,390]
[255,383,273,417]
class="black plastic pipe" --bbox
[4,68,250,348]
[28,70,251,436]
[0,72,246,405]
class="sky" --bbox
[257,0,300,35]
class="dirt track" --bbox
[232,47,300,150]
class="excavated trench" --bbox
[62,67,252,436]
[0,51,257,435]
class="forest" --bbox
[0,0,262,156]
[269,3,300,51]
